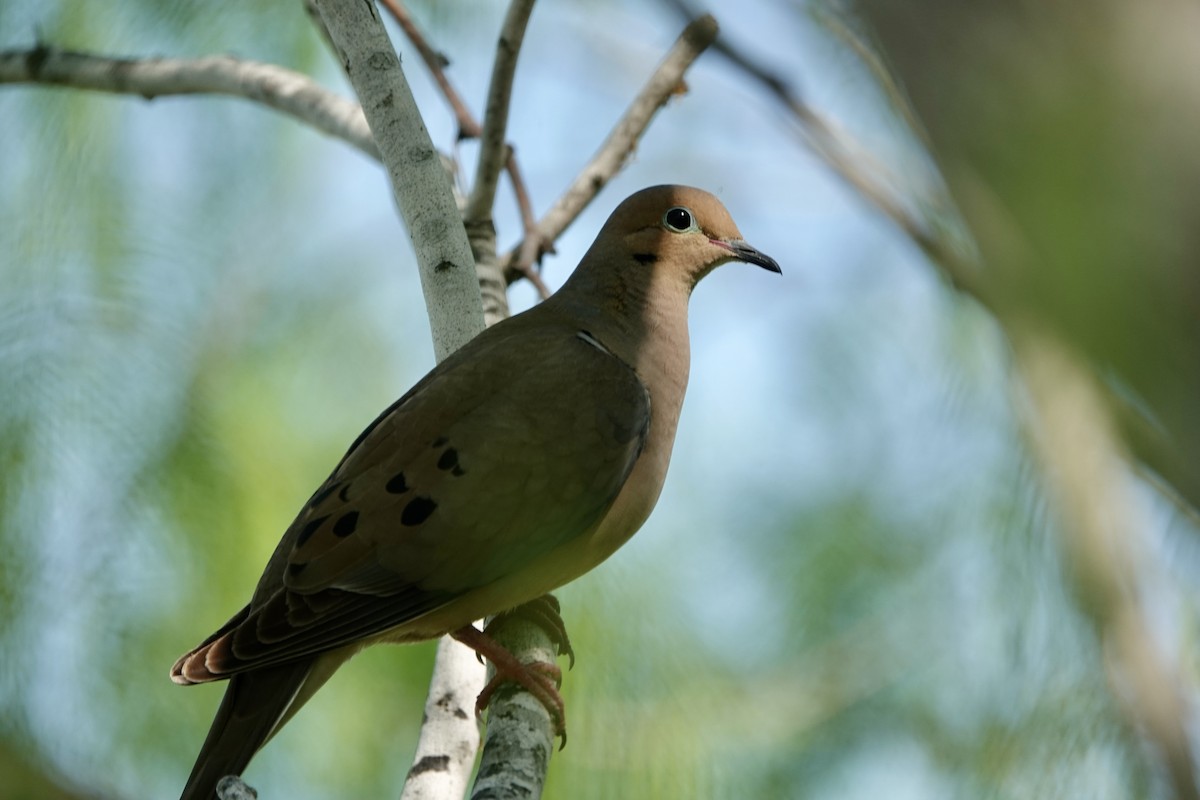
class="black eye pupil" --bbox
[665,207,692,231]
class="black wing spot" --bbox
[431,435,449,448]
[332,511,359,538]
[402,496,438,526]
[288,562,308,577]
[296,515,330,548]
[451,465,466,477]
[386,472,409,494]
[437,448,460,472]
[632,252,658,265]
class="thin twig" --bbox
[380,0,548,298]
[501,13,720,284]
[0,45,379,161]
[465,0,537,226]
[461,0,539,312]
[378,0,482,138]
[503,152,553,298]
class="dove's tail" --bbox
[178,659,315,800]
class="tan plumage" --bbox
[172,185,779,798]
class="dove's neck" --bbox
[553,258,692,519]
[534,253,697,559]
[554,256,692,399]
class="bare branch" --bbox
[686,0,1199,518]
[216,775,257,800]
[502,14,719,284]
[808,5,929,148]
[464,0,537,226]
[378,0,482,139]
[468,613,561,800]
[400,637,487,800]
[0,45,379,161]
[503,152,553,299]
[467,216,513,328]
[312,0,483,363]
[379,0,548,298]
[504,13,719,273]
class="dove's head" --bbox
[588,184,780,291]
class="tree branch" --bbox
[400,637,488,800]
[502,13,719,284]
[216,775,257,800]
[468,616,560,800]
[458,0,538,317]
[0,45,380,161]
[378,0,482,140]
[312,0,484,363]
[379,0,549,299]
[500,152,552,299]
[464,0,537,226]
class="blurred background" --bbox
[2,0,1198,798]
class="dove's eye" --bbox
[663,207,695,232]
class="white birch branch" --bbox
[0,46,380,161]
[400,637,488,800]
[216,776,258,800]
[313,0,484,363]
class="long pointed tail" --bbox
[179,660,314,800]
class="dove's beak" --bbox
[713,238,782,274]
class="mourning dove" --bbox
[172,184,779,798]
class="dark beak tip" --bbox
[759,257,783,275]
[712,238,781,274]
[734,241,781,274]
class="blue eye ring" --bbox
[663,206,695,232]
